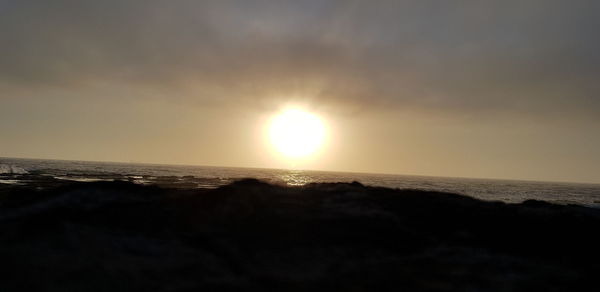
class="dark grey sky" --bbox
[1,0,599,182]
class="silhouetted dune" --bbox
[1,179,599,291]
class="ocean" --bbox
[1,157,600,207]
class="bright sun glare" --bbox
[269,109,326,159]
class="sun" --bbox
[269,109,326,159]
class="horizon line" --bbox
[2,155,599,186]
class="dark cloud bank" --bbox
[1,0,599,117]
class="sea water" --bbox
[1,157,599,207]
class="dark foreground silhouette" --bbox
[1,179,599,291]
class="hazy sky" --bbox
[1,0,599,183]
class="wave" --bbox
[0,164,28,174]
[53,176,113,182]
[0,179,21,185]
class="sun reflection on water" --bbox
[279,170,312,186]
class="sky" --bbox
[1,0,599,183]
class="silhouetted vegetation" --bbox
[1,179,599,291]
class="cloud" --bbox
[1,0,599,118]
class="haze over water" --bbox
[2,157,599,207]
